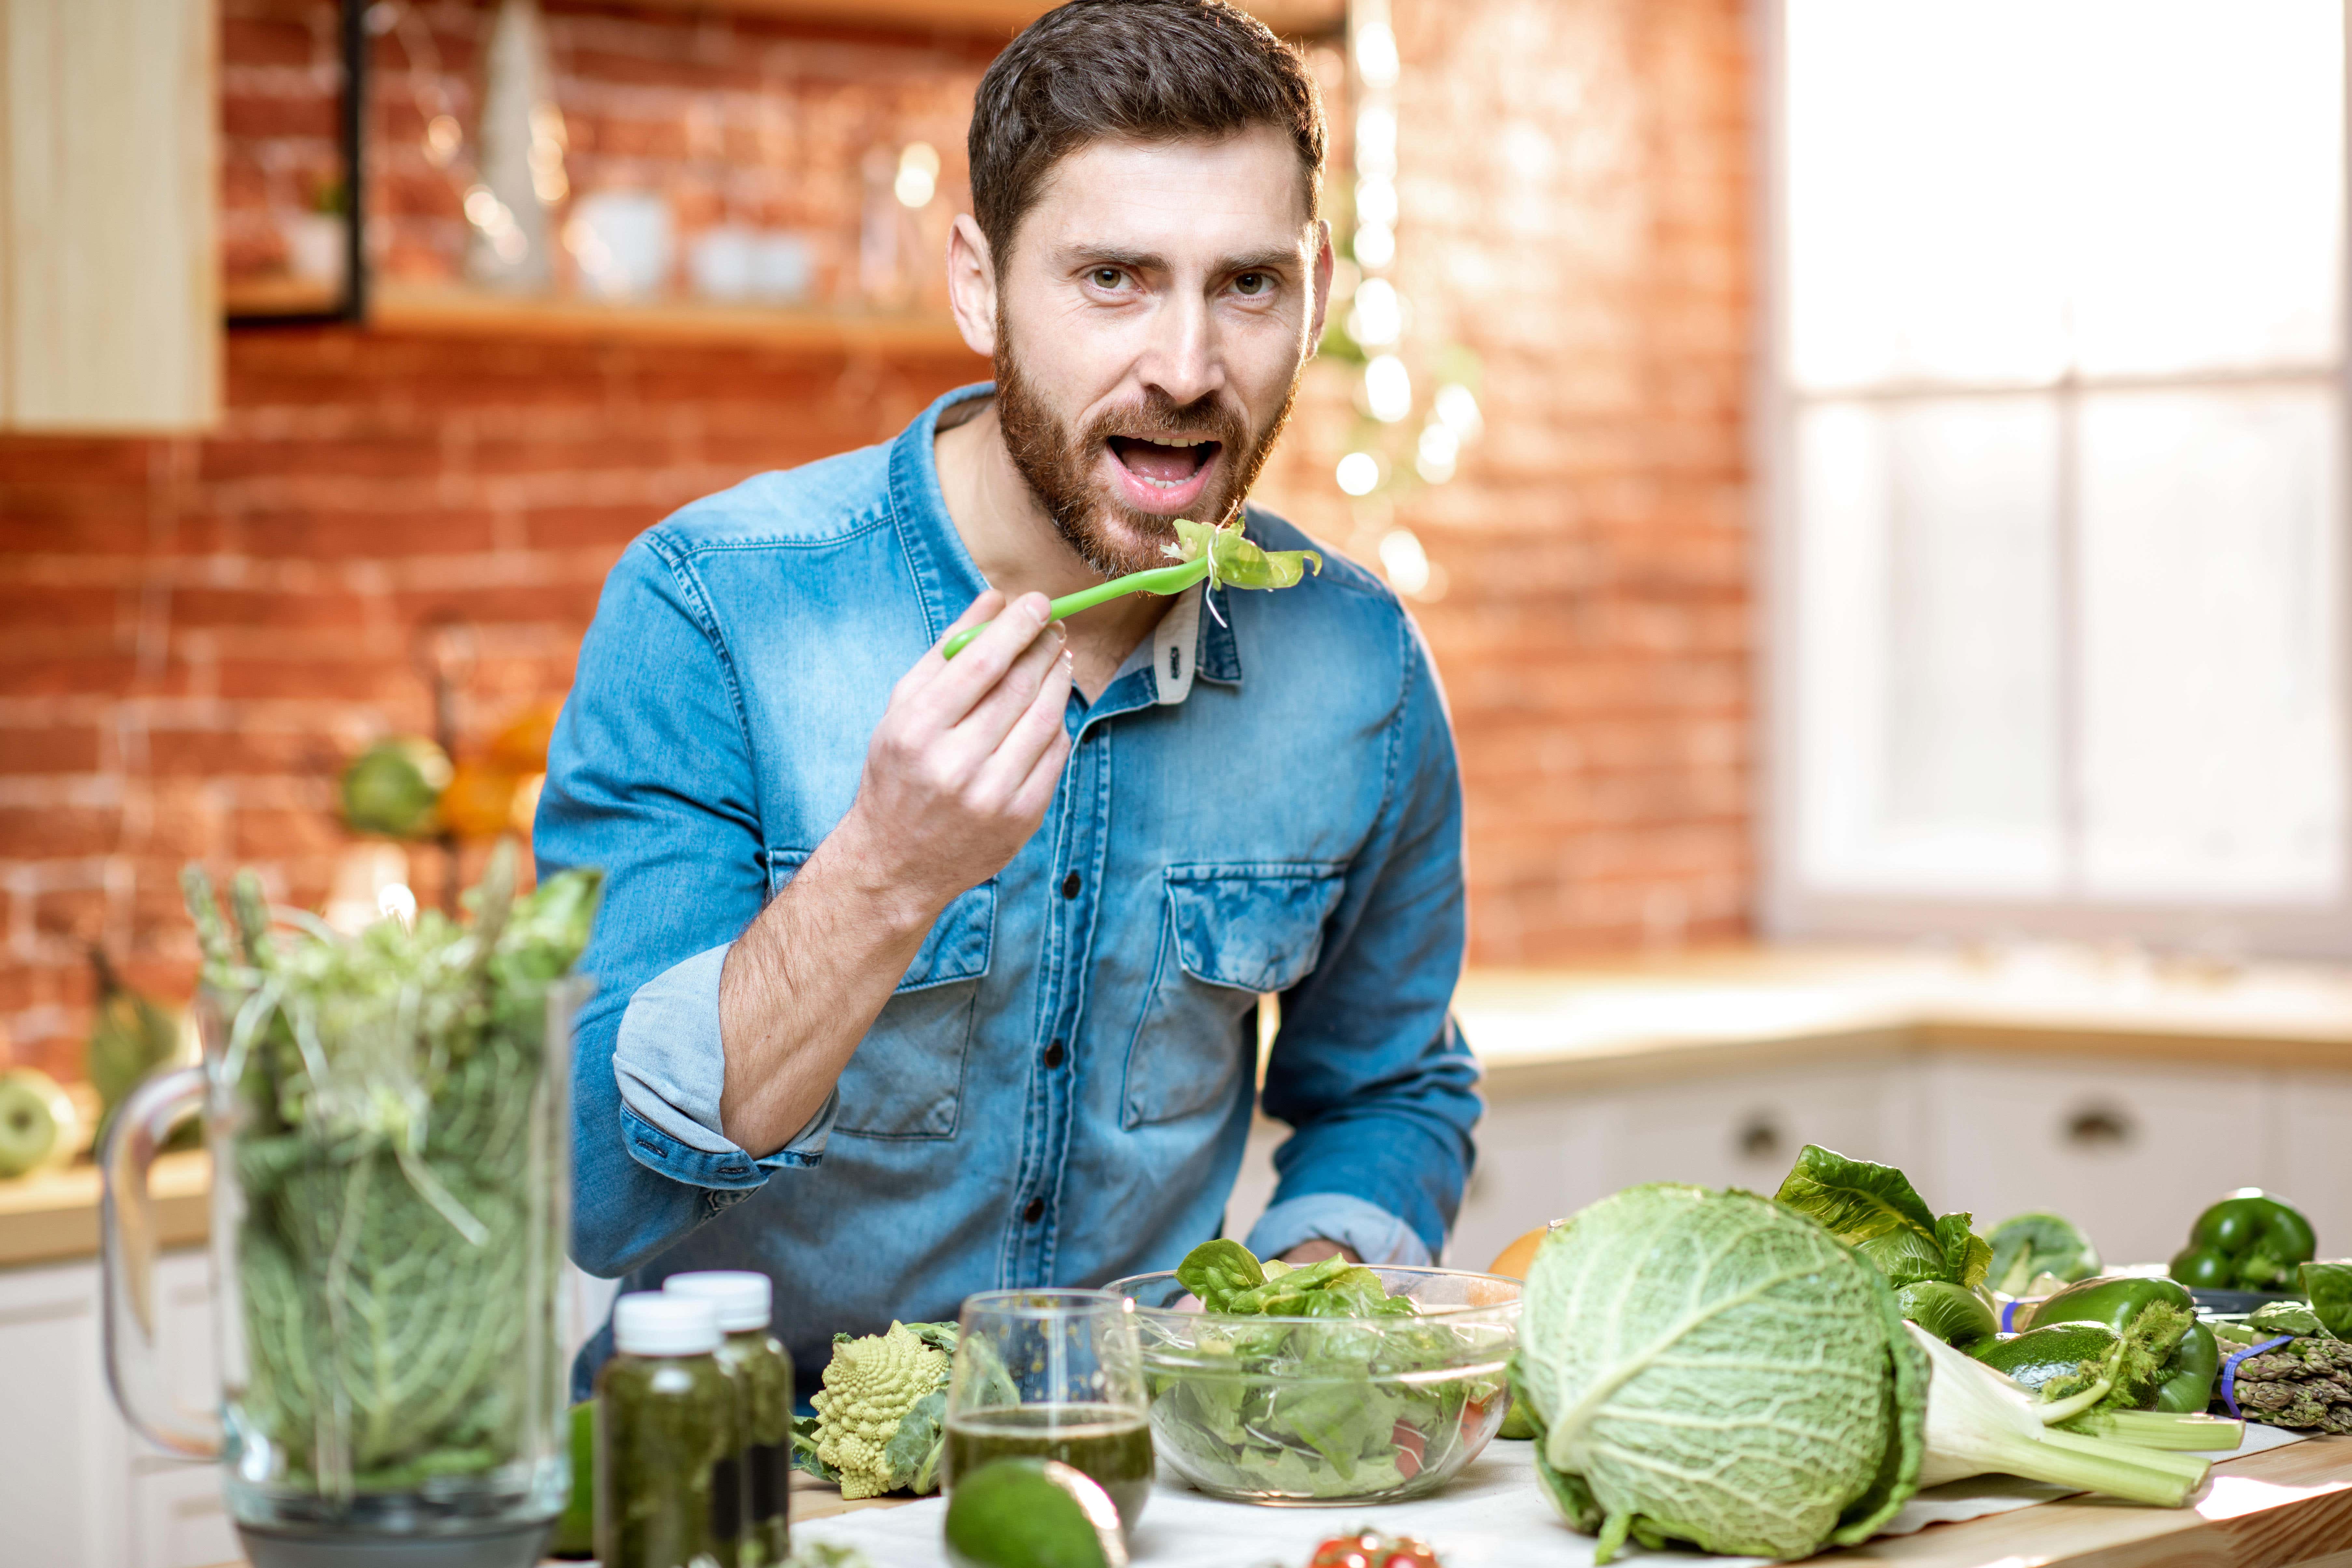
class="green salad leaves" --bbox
[1140,1241,1503,1502]
[941,520,1321,659]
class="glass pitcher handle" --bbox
[101,1065,221,1458]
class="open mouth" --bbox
[1106,434,1222,510]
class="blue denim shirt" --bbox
[537,384,1480,1373]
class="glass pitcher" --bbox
[103,973,585,1568]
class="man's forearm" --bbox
[717,812,946,1154]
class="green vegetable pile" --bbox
[184,845,600,1497]
[1135,1241,1507,1501]
[2016,1275,2220,1419]
[791,1320,960,1499]
[1511,1183,2221,1564]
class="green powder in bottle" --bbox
[596,1292,743,1568]
[667,1271,794,1568]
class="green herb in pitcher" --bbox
[669,1272,793,1568]
[598,1293,743,1568]
[942,1404,1155,1538]
[178,846,601,1498]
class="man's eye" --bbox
[1235,273,1269,295]
[1091,268,1124,289]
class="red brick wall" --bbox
[1263,0,1755,960]
[0,0,1753,1082]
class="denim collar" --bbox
[887,383,1244,691]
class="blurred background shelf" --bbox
[362,283,977,354]
[621,0,1346,36]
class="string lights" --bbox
[1327,0,1478,601]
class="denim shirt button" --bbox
[1023,1197,1046,1224]
[1042,1039,1065,1069]
[1060,872,1082,899]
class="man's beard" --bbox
[993,320,1301,579]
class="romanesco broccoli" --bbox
[796,1320,958,1499]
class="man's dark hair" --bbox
[968,0,1327,268]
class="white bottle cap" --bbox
[665,1271,773,1332]
[613,1291,720,1357]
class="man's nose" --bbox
[1136,288,1223,408]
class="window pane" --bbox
[2067,0,2343,376]
[1785,0,2069,390]
[2079,387,2344,900]
[1796,398,2063,892]
[1787,0,2342,388]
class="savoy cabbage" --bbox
[1511,1184,1928,1561]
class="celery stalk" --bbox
[2063,1410,2245,1452]
[942,557,1209,660]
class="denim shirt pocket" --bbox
[764,847,995,1140]
[1120,862,1346,1129]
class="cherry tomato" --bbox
[1307,1532,1443,1568]
[1307,1536,1378,1568]
[1376,1537,1442,1568]
[1391,1419,1428,1480]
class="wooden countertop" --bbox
[1456,944,2352,1092]
[17,943,2352,1270]
[0,1149,208,1269]
[785,1435,2352,1568]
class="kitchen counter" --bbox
[1455,944,2352,1094]
[0,1147,207,1268]
[11,944,2352,1269]
[785,1434,2352,1568]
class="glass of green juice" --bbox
[942,1289,1155,1541]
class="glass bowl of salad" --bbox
[1106,1257,1521,1505]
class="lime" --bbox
[0,1067,79,1178]
[943,1458,1128,1568]
[546,1399,595,1558]
[340,737,452,839]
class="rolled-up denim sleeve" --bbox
[613,942,837,1188]
[1258,617,1481,1263]
[1246,1193,1433,1268]
[535,531,796,1279]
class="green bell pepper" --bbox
[2024,1275,2220,1413]
[2170,1190,2318,1292]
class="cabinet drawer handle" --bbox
[1735,1113,1785,1163]
[2062,1104,2135,1152]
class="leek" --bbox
[1910,1325,2208,1507]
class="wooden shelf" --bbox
[224,275,346,317]
[614,0,1345,39]
[365,282,980,355]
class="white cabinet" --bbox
[1225,1048,2352,1277]
[1446,1091,1618,1274]
[0,1251,236,1568]
[2279,1070,2352,1257]
[1920,1054,2275,1267]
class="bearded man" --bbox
[540,0,1481,1380]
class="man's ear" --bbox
[946,214,999,358]
[1306,220,1335,356]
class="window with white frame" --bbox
[1770,0,2349,950]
